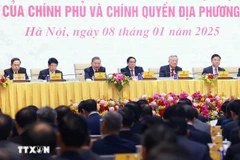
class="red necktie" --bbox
[171,69,174,77]
[215,68,218,75]
[131,70,134,76]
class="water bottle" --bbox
[173,73,178,80]
[46,75,50,82]
[137,73,142,80]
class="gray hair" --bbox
[37,106,57,123]
[168,55,178,60]
[91,56,101,63]
[103,111,122,131]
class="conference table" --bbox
[1,79,240,118]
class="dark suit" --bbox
[10,131,27,145]
[120,66,144,77]
[202,66,225,75]
[84,66,106,80]
[187,124,212,146]
[87,113,102,135]
[159,65,182,77]
[237,68,240,77]
[0,140,20,159]
[177,136,211,160]
[60,151,86,160]
[130,121,143,135]
[79,149,102,160]
[216,116,226,126]
[225,144,240,160]
[38,68,63,80]
[230,128,240,146]
[4,67,28,80]
[91,135,136,155]
[222,120,238,140]
[119,130,141,145]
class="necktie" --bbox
[215,68,218,75]
[131,70,134,76]
[171,69,174,77]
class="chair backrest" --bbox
[224,67,239,77]
[74,64,90,81]
[148,68,159,78]
[30,69,43,80]
[0,69,4,77]
[192,67,203,78]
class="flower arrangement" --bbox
[0,76,10,88]
[106,73,130,92]
[69,92,236,120]
[69,99,80,115]
[200,74,217,86]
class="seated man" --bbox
[120,57,144,77]
[159,55,182,77]
[38,58,63,80]
[84,57,106,80]
[237,68,240,77]
[79,99,101,135]
[91,112,136,155]
[4,57,28,80]
[202,54,225,75]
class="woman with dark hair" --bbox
[221,101,233,128]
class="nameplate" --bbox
[50,73,62,80]
[115,154,140,160]
[143,71,154,78]
[13,74,25,80]
[94,72,106,80]
[218,71,229,77]
[178,71,189,77]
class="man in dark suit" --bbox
[79,99,102,135]
[159,55,182,77]
[170,118,211,160]
[0,114,20,160]
[58,113,87,160]
[120,56,144,77]
[202,54,225,75]
[117,108,141,145]
[10,107,37,145]
[225,118,240,160]
[38,58,63,80]
[4,57,28,80]
[237,68,240,77]
[222,100,240,140]
[91,112,136,155]
[84,56,106,80]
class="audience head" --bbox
[79,99,97,117]
[141,104,153,119]
[186,108,198,123]
[211,54,221,67]
[10,57,21,72]
[22,122,57,154]
[148,143,190,160]
[101,111,122,135]
[127,56,136,69]
[221,101,230,116]
[37,106,57,123]
[117,107,135,129]
[15,107,37,133]
[229,100,240,120]
[27,105,38,113]
[125,102,142,122]
[55,105,71,124]
[137,99,149,106]
[0,114,13,140]
[91,56,101,71]
[168,55,178,68]
[48,57,58,72]
[178,98,192,106]
[142,125,177,160]
[226,102,232,119]
[163,105,186,121]
[169,118,188,137]
[58,113,89,150]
